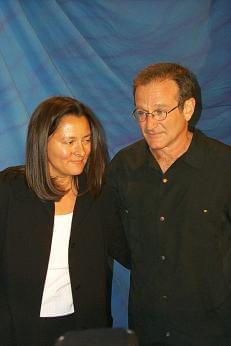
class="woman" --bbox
[0,96,129,346]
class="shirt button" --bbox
[160,216,165,222]
[166,331,170,337]
[161,255,166,261]
[162,178,168,183]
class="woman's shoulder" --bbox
[0,166,26,206]
[0,166,28,197]
[0,165,26,184]
[0,166,40,205]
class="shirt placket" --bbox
[157,173,171,341]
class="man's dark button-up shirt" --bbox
[107,129,231,346]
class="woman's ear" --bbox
[183,98,196,122]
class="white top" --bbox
[40,213,75,317]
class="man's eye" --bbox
[137,110,146,116]
[155,110,165,116]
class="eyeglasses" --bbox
[132,104,180,122]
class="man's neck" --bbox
[152,131,193,173]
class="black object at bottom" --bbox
[55,328,139,346]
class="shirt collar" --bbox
[180,128,205,169]
[142,128,206,171]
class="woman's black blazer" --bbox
[0,168,129,346]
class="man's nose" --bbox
[145,114,158,129]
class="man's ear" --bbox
[183,98,196,121]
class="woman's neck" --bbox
[54,176,78,215]
[55,188,77,215]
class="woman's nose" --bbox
[72,142,85,156]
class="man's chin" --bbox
[147,140,166,152]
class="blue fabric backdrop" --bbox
[0,0,230,327]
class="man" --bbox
[107,63,231,346]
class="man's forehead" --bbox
[135,79,179,102]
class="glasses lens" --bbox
[133,110,146,121]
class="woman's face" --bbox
[47,114,91,180]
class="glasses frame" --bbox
[132,104,180,122]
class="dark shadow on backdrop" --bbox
[189,78,202,129]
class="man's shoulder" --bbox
[112,139,146,163]
[197,130,231,158]
[108,139,147,177]
[195,130,231,173]
[108,139,147,183]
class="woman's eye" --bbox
[82,137,91,144]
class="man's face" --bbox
[134,79,194,154]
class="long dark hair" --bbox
[25,96,107,200]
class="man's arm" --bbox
[222,195,231,290]
[102,155,130,267]
[100,182,130,268]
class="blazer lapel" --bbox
[72,173,95,228]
